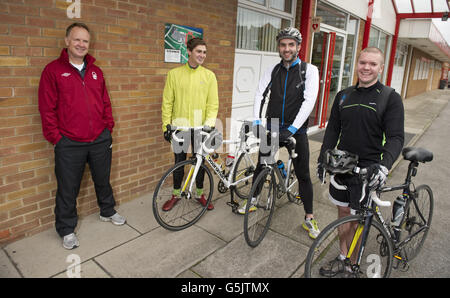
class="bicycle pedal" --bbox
[227,201,240,214]
[294,195,304,205]
[393,255,410,272]
[400,262,410,272]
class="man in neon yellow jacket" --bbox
[161,37,219,211]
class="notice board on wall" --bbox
[164,23,203,63]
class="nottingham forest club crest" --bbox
[91,72,97,80]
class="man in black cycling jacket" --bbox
[317,47,404,271]
[246,27,321,239]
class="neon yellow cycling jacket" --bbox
[162,63,219,131]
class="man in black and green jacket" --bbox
[317,47,404,272]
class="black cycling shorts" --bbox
[328,174,366,212]
[328,181,350,207]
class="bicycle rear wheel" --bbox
[233,150,258,199]
[399,184,433,261]
[243,167,276,247]
[305,215,393,278]
[152,159,213,231]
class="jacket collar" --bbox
[59,48,95,68]
[280,57,300,70]
[184,62,202,71]
[355,80,382,92]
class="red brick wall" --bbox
[0,0,237,243]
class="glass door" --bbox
[309,29,346,129]
[326,34,345,122]
[309,31,332,128]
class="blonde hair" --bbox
[358,47,385,65]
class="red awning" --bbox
[385,0,450,85]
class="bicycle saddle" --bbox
[402,147,433,163]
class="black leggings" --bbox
[253,132,314,214]
[172,131,205,190]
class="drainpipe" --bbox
[299,0,313,61]
[362,0,374,49]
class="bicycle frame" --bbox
[262,138,298,198]
[219,134,259,190]
[305,147,434,277]
[172,124,258,203]
[265,159,294,195]
[345,159,431,272]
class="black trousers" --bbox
[54,129,116,237]
[253,132,314,214]
[172,131,205,190]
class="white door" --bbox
[231,51,280,121]
[228,50,279,150]
[391,41,408,94]
[229,1,296,147]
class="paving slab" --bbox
[53,260,111,278]
[4,214,139,277]
[191,230,309,278]
[116,194,159,234]
[270,199,336,247]
[193,195,246,242]
[0,248,21,278]
[95,225,226,277]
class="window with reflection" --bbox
[316,1,347,30]
[395,42,408,66]
[342,16,359,89]
[248,0,266,5]
[236,7,291,52]
[367,26,391,83]
[270,0,292,13]
[368,27,379,48]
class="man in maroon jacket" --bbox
[38,23,126,250]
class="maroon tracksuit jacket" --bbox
[38,49,114,145]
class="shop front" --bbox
[230,0,362,134]
[308,1,360,130]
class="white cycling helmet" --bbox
[276,27,302,44]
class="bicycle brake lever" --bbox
[320,170,326,185]
[287,136,298,158]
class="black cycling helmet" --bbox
[276,27,302,44]
[324,149,358,174]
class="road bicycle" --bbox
[243,134,300,247]
[217,121,260,207]
[304,147,433,278]
[152,122,259,231]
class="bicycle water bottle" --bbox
[225,155,235,168]
[391,195,406,227]
[277,160,287,178]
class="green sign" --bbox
[164,23,203,63]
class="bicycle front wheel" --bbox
[233,150,258,199]
[305,215,393,278]
[243,167,276,247]
[152,159,213,231]
[400,184,433,261]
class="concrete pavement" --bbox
[1,89,449,278]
